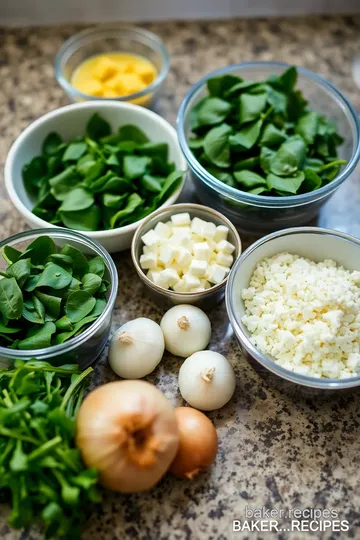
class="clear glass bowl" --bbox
[0,229,118,370]
[55,24,170,108]
[177,62,360,235]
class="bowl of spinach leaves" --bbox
[5,102,187,252]
[0,228,118,369]
[177,62,360,235]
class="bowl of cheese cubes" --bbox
[226,226,360,392]
[131,203,242,309]
[55,24,169,107]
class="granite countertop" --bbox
[1,15,360,540]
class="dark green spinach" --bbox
[23,114,184,230]
[0,236,108,350]
[189,66,346,196]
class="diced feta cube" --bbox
[154,221,172,239]
[200,279,212,290]
[152,271,168,289]
[189,259,208,278]
[207,264,227,285]
[147,267,163,282]
[169,229,192,249]
[175,246,192,267]
[171,213,191,227]
[202,221,217,240]
[173,279,187,292]
[216,240,235,255]
[183,273,201,289]
[191,217,206,237]
[216,252,234,268]
[158,245,175,266]
[169,261,185,275]
[160,268,180,287]
[190,287,206,293]
[141,229,161,248]
[214,225,229,243]
[139,252,157,270]
[193,242,211,261]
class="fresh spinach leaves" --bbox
[23,114,184,230]
[189,66,346,196]
[0,236,108,350]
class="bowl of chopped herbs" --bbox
[0,229,118,368]
[177,62,360,235]
[5,101,187,252]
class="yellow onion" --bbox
[76,380,179,492]
[169,407,218,479]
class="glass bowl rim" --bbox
[177,61,360,208]
[0,228,118,359]
[226,226,360,389]
[54,23,170,102]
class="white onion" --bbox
[160,305,211,358]
[109,318,164,378]
[178,350,236,411]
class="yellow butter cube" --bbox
[103,88,120,98]
[77,79,104,97]
[106,73,147,96]
[133,63,156,84]
[92,57,119,82]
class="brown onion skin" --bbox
[169,407,218,479]
[76,380,179,493]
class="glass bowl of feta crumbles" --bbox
[131,203,242,310]
[226,227,360,392]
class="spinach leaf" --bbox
[260,124,287,147]
[270,136,306,176]
[81,273,102,295]
[229,119,262,150]
[110,193,144,229]
[22,156,47,197]
[101,192,128,208]
[267,171,305,194]
[65,291,96,323]
[118,124,149,144]
[24,236,57,266]
[60,205,101,231]
[2,246,22,265]
[35,263,72,290]
[49,167,80,201]
[303,169,322,191]
[0,278,23,320]
[17,322,56,350]
[234,170,267,189]
[239,92,267,124]
[86,113,111,140]
[207,74,242,98]
[295,111,319,144]
[140,175,163,193]
[196,97,231,127]
[203,123,232,168]
[88,256,105,278]
[137,143,168,161]
[6,259,31,287]
[60,244,89,277]
[234,156,260,171]
[59,187,94,212]
[46,254,73,271]
[123,155,151,179]
[34,291,62,320]
[62,142,87,162]
[42,132,62,156]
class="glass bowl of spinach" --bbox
[177,62,360,235]
[0,228,118,369]
[5,101,186,253]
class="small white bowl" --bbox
[5,101,187,253]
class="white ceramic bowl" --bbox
[226,227,360,391]
[5,101,187,253]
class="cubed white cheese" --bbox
[171,212,191,227]
[191,217,206,237]
[158,245,175,266]
[160,268,180,287]
[174,246,192,267]
[200,279,211,290]
[173,279,187,292]
[152,271,168,289]
[214,225,229,243]
[154,221,172,239]
[141,229,161,248]
[216,251,234,268]
[189,259,208,277]
[169,229,192,249]
[207,264,227,285]
[193,242,211,261]
[202,221,217,240]
[183,273,201,289]
[139,252,157,270]
[216,239,235,255]
[190,287,206,293]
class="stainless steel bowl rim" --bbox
[177,61,360,208]
[131,202,242,298]
[54,23,170,102]
[226,226,360,389]
[0,228,118,359]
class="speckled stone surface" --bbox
[1,15,360,540]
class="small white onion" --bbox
[109,318,164,378]
[160,305,211,358]
[178,350,236,411]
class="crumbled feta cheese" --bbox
[241,252,360,379]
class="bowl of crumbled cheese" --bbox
[226,227,360,391]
